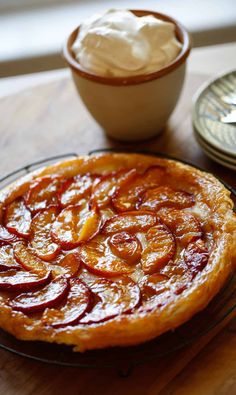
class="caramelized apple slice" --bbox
[79,234,134,277]
[14,242,48,275]
[159,209,202,247]
[140,186,195,211]
[80,277,141,324]
[10,277,69,313]
[142,273,169,291]
[0,225,18,245]
[108,232,142,264]
[42,278,91,328]
[184,239,209,277]
[138,273,172,313]
[25,176,61,213]
[91,169,136,209]
[140,273,170,297]
[112,166,165,212]
[141,225,176,274]
[30,207,60,261]
[0,270,51,292]
[5,198,31,238]
[59,253,81,278]
[51,205,100,249]
[0,245,21,271]
[161,258,189,277]
[59,175,96,207]
[102,211,158,235]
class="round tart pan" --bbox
[0,151,235,371]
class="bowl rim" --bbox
[63,9,192,86]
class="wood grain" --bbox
[1,72,235,190]
[0,71,235,395]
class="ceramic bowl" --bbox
[64,10,191,141]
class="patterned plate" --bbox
[193,70,236,158]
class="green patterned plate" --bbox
[193,70,236,160]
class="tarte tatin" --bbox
[0,153,235,352]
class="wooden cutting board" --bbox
[0,71,236,395]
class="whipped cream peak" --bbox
[72,9,182,77]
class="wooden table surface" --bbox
[0,47,236,394]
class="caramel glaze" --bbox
[0,165,210,325]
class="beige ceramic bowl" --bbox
[64,10,191,141]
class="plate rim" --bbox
[194,130,236,166]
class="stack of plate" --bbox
[192,70,236,170]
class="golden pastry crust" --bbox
[0,153,235,352]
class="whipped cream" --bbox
[72,9,182,77]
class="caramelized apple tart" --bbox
[0,153,235,352]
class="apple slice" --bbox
[91,169,136,209]
[102,211,158,235]
[0,245,21,271]
[141,224,176,274]
[112,166,165,212]
[5,198,31,238]
[140,273,170,296]
[139,186,195,211]
[0,224,18,245]
[108,232,142,264]
[0,270,51,292]
[138,273,171,313]
[30,207,60,261]
[14,242,48,275]
[80,277,141,324]
[25,176,61,213]
[58,253,81,278]
[42,278,91,328]
[10,277,69,313]
[184,239,209,277]
[140,274,170,310]
[59,174,96,207]
[79,234,136,277]
[159,209,202,247]
[51,205,100,249]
